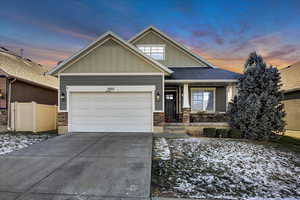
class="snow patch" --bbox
[0,134,52,155]
[152,137,300,199]
[153,137,171,160]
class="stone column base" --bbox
[57,112,68,134]
[182,108,191,123]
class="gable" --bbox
[131,30,208,67]
[62,38,163,73]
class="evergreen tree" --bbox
[228,52,285,140]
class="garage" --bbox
[68,90,153,132]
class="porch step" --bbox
[163,124,186,134]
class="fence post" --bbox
[53,105,57,130]
[32,101,37,133]
[11,102,15,131]
[15,102,19,132]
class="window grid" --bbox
[191,89,214,112]
[138,45,165,60]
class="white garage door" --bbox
[69,92,152,132]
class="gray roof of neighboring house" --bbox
[0,49,58,89]
[166,67,242,80]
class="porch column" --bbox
[182,83,190,123]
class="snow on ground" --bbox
[153,137,171,160]
[0,133,54,155]
[152,137,300,199]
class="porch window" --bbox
[137,44,165,60]
[191,88,215,112]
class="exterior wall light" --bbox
[156,91,160,101]
[60,92,65,101]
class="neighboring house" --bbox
[0,47,58,130]
[280,61,300,131]
[48,26,241,134]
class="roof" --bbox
[128,26,217,68]
[0,49,58,90]
[280,61,300,93]
[48,31,173,75]
[165,67,241,81]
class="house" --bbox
[48,26,241,134]
[280,61,300,131]
[0,47,58,131]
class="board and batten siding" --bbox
[62,40,162,73]
[216,87,226,112]
[59,75,163,111]
[131,31,207,67]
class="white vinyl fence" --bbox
[11,102,57,132]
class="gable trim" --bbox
[129,26,217,68]
[48,31,173,75]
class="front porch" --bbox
[163,81,236,124]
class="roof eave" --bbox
[128,26,217,69]
[165,79,238,83]
[48,31,173,76]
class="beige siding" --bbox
[283,99,300,130]
[280,61,300,91]
[62,39,162,73]
[132,31,206,67]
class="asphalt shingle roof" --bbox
[0,50,58,89]
[166,67,242,80]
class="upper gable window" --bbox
[137,44,165,60]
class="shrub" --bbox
[216,129,229,138]
[229,128,243,138]
[203,128,216,137]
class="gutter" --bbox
[165,79,238,83]
[283,87,300,94]
[7,78,16,131]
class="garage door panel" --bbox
[69,92,152,132]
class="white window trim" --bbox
[190,88,216,113]
[137,44,166,60]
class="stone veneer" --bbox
[153,112,165,126]
[190,112,228,122]
[0,110,7,126]
[57,112,68,126]
[182,108,190,123]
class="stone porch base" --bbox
[163,122,230,135]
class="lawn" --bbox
[152,137,300,200]
[0,132,56,155]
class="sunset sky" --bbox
[1,0,300,73]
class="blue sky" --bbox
[1,0,300,72]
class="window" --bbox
[137,45,165,60]
[191,88,215,112]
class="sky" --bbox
[1,0,300,73]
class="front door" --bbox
[165,92,176,122]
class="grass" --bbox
[271,135,300,154]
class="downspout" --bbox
[7,78,16,131]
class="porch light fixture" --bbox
[60,92,65,101]
[156,91,160,101]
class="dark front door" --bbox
[165,92,176,122]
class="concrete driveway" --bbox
[0,132,153,200]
